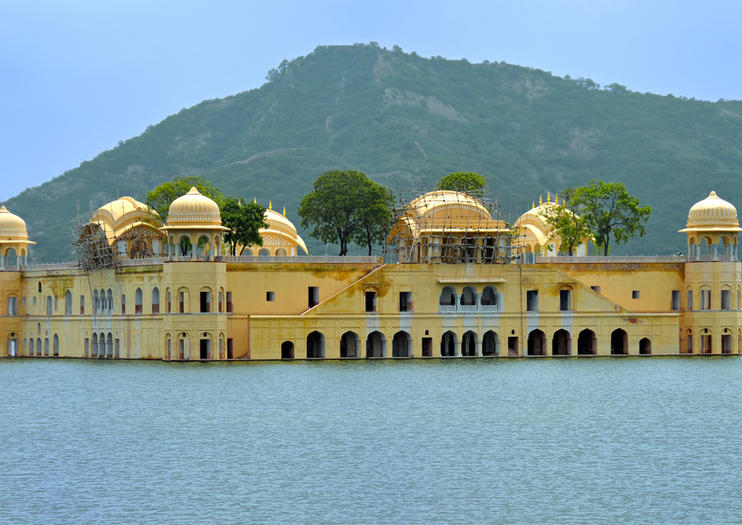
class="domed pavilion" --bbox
[241,203,308,257]
[162,187,229,259]
[0,206,35,269]
[679,190,742,261]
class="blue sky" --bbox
[1,0,741,201]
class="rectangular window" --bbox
[591,286,601,294]
[399,291,412,312]
[227,338,233,359]
[308,286,319,308]
[632,290,640,299]
[671,290,680,311]
[422,337,432,357]
[200,291,211,313]
[687,290,693,311]
[559,290,571,311]
[121,295,126,315]
[266,291,275,302]
[365,291,376,312]
[526,290,538,311]
[226,291,233,313]
[701,289,711,310]
[179,292,185,313]
[8,296,17,316]
[721,289,731,310]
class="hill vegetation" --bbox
[5,43,742,262]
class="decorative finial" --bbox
[555,193,559,205]
[269,200,272,210]
[0,206,7,212]
[539,195,543,205]
[547,191,551,202]
[532,201,535,209]
[253,197,257,204]
[282,206,286,216]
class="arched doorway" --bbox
[611,329,628,355]
[366,331,385,358]
[527,329,546,356]
[441,331,457,357]
[482,331,498,356]
[281,341,294,359]
[460,287,476,306]
[392,331,411,357]
[461,330,477,356]
[439,286,457,306]
[340,331,359,358]
[552,329,571,356]
[481,286,498,309]
[639,337,651,355]
[306,331,325,358]
[577,329,596,355]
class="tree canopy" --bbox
[298,170,392,256]
[540,198,592,256]
[566,180,652,256]
[145,176,223,220]
[221,197,267,255]
[435,172,486,198]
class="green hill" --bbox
[5,43,742,262]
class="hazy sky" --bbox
[1,0,741,201]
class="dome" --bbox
[166,187,224,229]
[261,208,309,255]
[681,191,742,232]
[91,196,163,244]
[0,206,31,242]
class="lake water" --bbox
[1,357,741,524]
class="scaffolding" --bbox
[72,222,116,272]
[384,189,524,265]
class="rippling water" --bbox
[1,358,741,524]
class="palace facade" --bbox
[0,188,740,360]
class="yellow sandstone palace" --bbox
[0,187,740,360]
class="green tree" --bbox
[145,176,223,220]
[539,195,592,256]
[298,170,392,256]
[436,172,486,198]
[353,181,394,255]
[568,180,652,256]
[221,197,268,255]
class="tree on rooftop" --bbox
[567,180,652,256]
[221,197,267,256]
[436,172,486,199]
[539,194,592,256]
[298,170,392,256]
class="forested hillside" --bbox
[5,43,742,262]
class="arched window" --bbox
[639,337,651,355]
[439,286,457,306]
[178,288,188,313]
[366,331,386,358]
[152,287,160,314]
[527,329,546,356]
[721,329,733,354]
[392,331,411,358]
[44,337,49,356]
[281,341,294,359]
[701,329,712,354]
[135,288,143,314]
[577,329,596,355]
[306,331,325,359]
[46,296,52,316]
[460,286,476,306]
[53,334,59,357]
[106,289,113,311]
[93,290,99,313]
[64,290,72,315]
[480,286,498,309]
[340,331,359,358]
[461,330,477,356]
[29,337,34,356]
[200,288,212,313]
[106,333,113,357]
[552,329,571,355]
[441,331,457,357]
[179,236,192,257]
[259,248,270,256]
[611,329,628,355]
[482,331,498,356]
